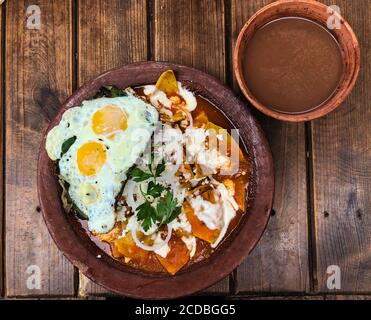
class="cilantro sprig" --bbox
[127,167,153,182]
[136,190,182,232]
[127,157,165,183]
[146,181,166,198]
[94,85,128,98]
[136,201,156,232]
[127,158,181,232]
[156,191,182,225]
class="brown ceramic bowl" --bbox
[37,61,274,299]
[233,0,360,122]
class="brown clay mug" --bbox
[233,0,360,122]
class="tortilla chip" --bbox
[156,236,190,275]
[155,70,178,94]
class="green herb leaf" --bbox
[155,160,166,178]
[129,158,181,231]
[156,190,182,225]
[136,201,156,231]
[146,181,165,198]
[166,205,182,224]
[94,85,128,98]
[61,136,76,156]
[127,167,152,182]
[135,189,181,231]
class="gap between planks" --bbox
[1,0,6,299]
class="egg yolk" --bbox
[77,142,106,176]
[92,105,128,136]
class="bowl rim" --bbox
[37,61,274,299]
[233,0,361,122]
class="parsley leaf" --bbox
[155,160,166,177]
[127,167,152,182]
[146,181,166,198]
[136,201,156,232]
[128,158,166,183]
[135,190,182,231]
[128,157,180,231]
[156,190,182,225]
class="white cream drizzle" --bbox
[143,82,197,112]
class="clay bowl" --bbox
[234,0,360,122]
[37,61,274,299]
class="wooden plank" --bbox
[154,0,229,293]
[311,0,371,293]
[78,0,148,84]
[5,0,74,296]
[77,0,148,296]
[325,295,371,300]
[231,0,310,293]
[0,0,4,298]
[154,0,226,82]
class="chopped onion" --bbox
[125,179,138,211]
[131,219,172,252]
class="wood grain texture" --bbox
[231,0,309,293]
[5,0,74,296]
[154,0,226,83]
[78,0,148,84]
[78,274,111,297]
[311,0,371,293]
[77,0,148,296]
[154,0,229,294]
[325,295,371,300]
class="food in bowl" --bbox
[45,70,251,275]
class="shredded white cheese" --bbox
[197,148,231,175]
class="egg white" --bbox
[46,93,158,233]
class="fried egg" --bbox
[46,92,158,233]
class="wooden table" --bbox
[1,0,370,300]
